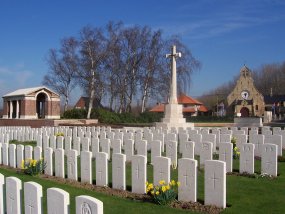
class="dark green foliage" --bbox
[62,108,163,124]
[62,109,87,119]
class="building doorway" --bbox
[36,93,47,119]
[240,107,249,117]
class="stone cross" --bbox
[166,45,181,104]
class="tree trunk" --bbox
[87,74,95,119]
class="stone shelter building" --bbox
[2,86,60,119]
[227,66,265,117]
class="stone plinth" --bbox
[155,103,194,129]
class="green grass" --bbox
[1,150,285,213]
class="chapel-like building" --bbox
[227,66,265,117]
[2,86,60,119]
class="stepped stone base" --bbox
[155,103,194,129]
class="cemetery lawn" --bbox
[1,151,285,213]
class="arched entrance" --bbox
[36,93,47,119]
[240,107,249,117]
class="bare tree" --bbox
[77,26,108,119]
[43,37,79,111]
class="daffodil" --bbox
[155,191,159,195]
[177,181,181,187]
[159,180,165,185]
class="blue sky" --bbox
[0,0,285,105]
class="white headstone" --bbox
[47,188,70,214]
[166,140,177,167]
[9,144,16,168]
[0,174,4,214]
[190,133,202,155]
[67,149,78,181]
[202,134,216,152]
[181,141,195,159]
[251,134,264,157]
[124,139,134,161]
[34,146,42,161]
[73,137,81,155]
[96,152,108,186]
[76,195,103,214]
[240,143,255,174]
[81,151,92,184]
[44,147,53,176]
[132,155,147,194]
[261,143,278,176]
[25,145,33,160]
[24,181,43,214]
[200,141,213,168]
[112,153,126,190]
[136,140,147,157]
[178,158,197,202]
[220,134,231,143]
[151,140,161,164]
[49,135,57,150]
[57,136,64,149]
[219,142,233,173]
[91,138,100,158]
[2,143,9,166]
[265,135,282,156]
[153,156,171,186]
[0,144,2,165]
[55,149,65,178]
[82,137,90,152]
[101,139,110,160]
[112,139,122,154]
[204,160,226,208]
[6,177,22,214]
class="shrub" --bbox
[21,159,46,176]
[146,180,180,205]
[55,132,64,137]
[62,109,87,119]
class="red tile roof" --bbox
[177,93,202,105]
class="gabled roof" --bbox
[3,86,59,98]
[264,95,285,104]
[178,93,202,105]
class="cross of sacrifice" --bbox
[166,45,182,104]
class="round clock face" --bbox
[241,90,249,100]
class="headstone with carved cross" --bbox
[178,158,197,202]
[96,152,108,187]
[261,143,278,176]
[112,153,126,190]
[6,177,22,214]
[240,143,255,174]
[24,181,43,214]
[219,142,233,173]
[132,155,147,194]
[67,149,78,181]
[81,151,93,184]
[153,156,171,186]
[204,160,226,208]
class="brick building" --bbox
[2,86,60,119]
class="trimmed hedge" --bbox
[62,108,163,124]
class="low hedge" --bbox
[62,109,163,124]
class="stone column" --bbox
[166,45,181,104]
[16,100,19,119]
[9,101,13,119]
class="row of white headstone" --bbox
[0,142,227,208]
[0,173,103,214]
